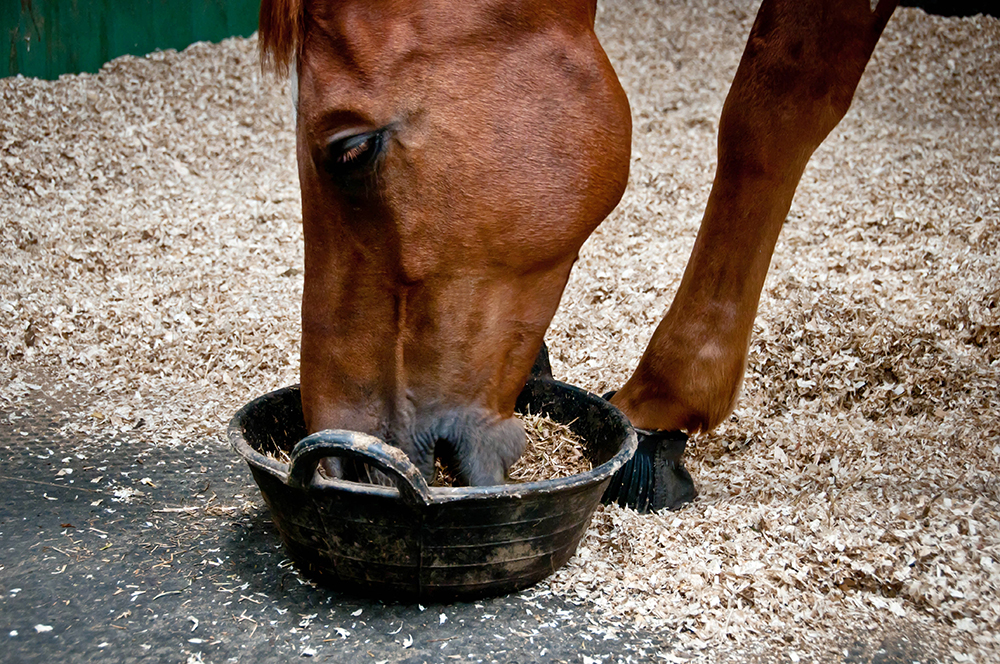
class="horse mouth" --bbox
[320,406,527,488]
[403,407,528,487]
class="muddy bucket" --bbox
[228,377,636,602]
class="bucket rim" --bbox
[228,378,638,505]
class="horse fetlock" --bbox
[614,343,747,434]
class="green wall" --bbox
[2,0,260,80]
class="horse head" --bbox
[260,0,631,484]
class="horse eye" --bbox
[320,130,385,181]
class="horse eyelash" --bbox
[339,139,371,164]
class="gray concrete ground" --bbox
[1,383,674,664]
[1,382,949,663]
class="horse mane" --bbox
[259,0,303,75]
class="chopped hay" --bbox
[433,413,591,487]
[508,413,591,483]
[1,1,998,661]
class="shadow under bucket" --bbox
[228,377,637,602]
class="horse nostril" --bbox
[436,421,526,488]
[432,439,464,486]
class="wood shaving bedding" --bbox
[1,1,997,661]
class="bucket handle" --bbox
[287,429,432,507]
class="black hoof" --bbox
[530,340,553,379]
[600,391,698,513]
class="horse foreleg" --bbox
[604,0,897,509]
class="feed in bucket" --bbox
[263,410,592,487]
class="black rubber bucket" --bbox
[228,377,637,602]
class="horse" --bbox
[256,0,898,511]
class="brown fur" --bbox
[611,0,897,432]
[287,0,628,485]
[262,0,897,484]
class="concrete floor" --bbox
[1,383,677,664]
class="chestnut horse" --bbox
[258,0,898,510]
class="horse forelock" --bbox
[259,0,304,75]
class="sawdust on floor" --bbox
[1,1,997,661]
